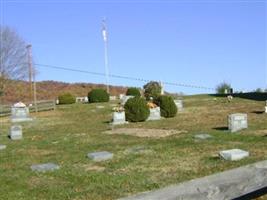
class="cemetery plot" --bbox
[104,128,187,138]
[0,95,266,200]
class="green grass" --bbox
[0,95,266,200]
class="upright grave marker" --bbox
[11,102,32,123]
[10,125,23,140]
[228,113,247,132]
[174,99,183,112]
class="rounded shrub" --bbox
[126,87,141,97]
[124,97,150,122]
[88,89,109,103]
[58,93,75,104]
[155,95,177,118]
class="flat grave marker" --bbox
[219,149,249,161]
[87,151,113,162]
[31,163,60,172]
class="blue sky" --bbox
[1,0,266,94]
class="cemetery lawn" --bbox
[0,95,266,200]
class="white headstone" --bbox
[11,102,32,123]
[219,149,249,161]
[265,100,267,113]
[228,113,248,132]
[174,99,183,111]
[109,96,117,101]
[10,125,23,140]
[119,94,125,100]
[0,145,6,150]
[147,107,161,121]
[112,111,127,125]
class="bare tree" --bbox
[0,26,29,95]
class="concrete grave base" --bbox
[87,151,113,162]
[11,117,33,123]
[219,149,249,161]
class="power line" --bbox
[34,63,216,91]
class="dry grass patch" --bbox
[104,128,187,138]
[18,147,56,157]
[75,164,105,172]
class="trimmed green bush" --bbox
[216,82,231,94]
[126,87,141,97]
[155,95,177,118]
[88,89,109,103]
[143,81,162,100]
[124,97,150,122]
[58,93,75,104]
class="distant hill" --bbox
[1,80,128,104]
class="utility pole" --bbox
[26,44,37,112]
[26,44,33,101]
[102,19,110,94]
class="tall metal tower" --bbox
[102,19,110,93]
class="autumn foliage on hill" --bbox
[1,80,127,104]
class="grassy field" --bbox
[0,95,266,200]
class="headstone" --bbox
[10,125,22,140]
[31,163,60,172]
[119,94,125,100]
[11,102,32,123]
[87,151,113,162]
[76,96,88,103]
[121,95,134,105]
[194,134,212,140]
[110,96,117,101]
[56,99,59,104]
[219,149,249,161]
[96,105,105,109]
[0,145,6,150]
[228,113,247,132]
[147,107,161,121]
[111,111,127,125]
[174,99,183,111]
[265,100,267,113]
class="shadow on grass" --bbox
[209,92,267,102]
[213,127,228,131]
[251,111,265,114]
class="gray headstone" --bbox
[87,151,113,162]
[147,107,161,121]
[0,145,6,150]
[228,113,248,132]
[10,125,22,140]
[219,149,249,161]
[194,134,212,140]
[111,111,127,125]
[31,163,60,172]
